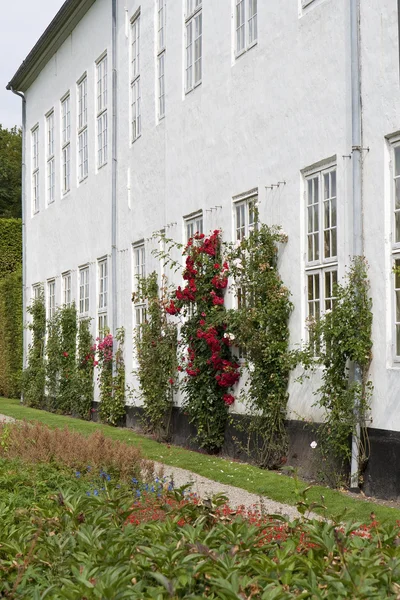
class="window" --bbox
[61,95,71,194]
[46,112,55,205]
[304,165,338,348]
[96,55,108,166]
[79,267,89,315]
[133,245,146,333]
[32,126,39,213]
[131,16,141,141]
[392,144,400,358]
[78,76,88,181]
[62,272,72,306]
[32,284,42,300]
[98,259,108,339]
[157,1,166,120]
[236,0,257,56]
[47,280,56,319]
[185,213,203,242]
[234,194,257,241]
[185,0,202,92]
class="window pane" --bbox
[395,147,400,177]
[395,179,400,210]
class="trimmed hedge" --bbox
[0,218,22,280]
[0,267,22,397]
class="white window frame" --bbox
[79,266,90,316]
[304,162,338,348]
[62,272,72,307]
[185,1,202,93]
[133,244,146,333]
[32,126,39,214]
[157,0,166,52]
[131,15,141,142]
[157,50,165,121]
[77,75,88,182]
[235,0,257,58]
[61,94,71,194]
[157,1,166,121]
[33,284,42,301]
[390,139,400,360]
[185,212,203,242]
[233,190,258,242]
[47,279,56,320]
[96,55,108,167]
[97,258,108,339]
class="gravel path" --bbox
[0,413,306,519]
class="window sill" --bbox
[97,162,108,171]
[32,209,40,217]
[235,41,258,61]
[131,134,142,145]
[78,175,88,185]
[185,80,202,96]
[157,114,165,124]
[62,190,71,199]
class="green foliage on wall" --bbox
[75,317,95,420]
[23,292,46,408]
[0,218,22,279]
[0,267,22,398]
[0,126,22,219]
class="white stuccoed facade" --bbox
[7,0,400,438]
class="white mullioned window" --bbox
[185,213,203,242]
[78,75,88,181]
[61,95,71,194]
[96,55,108,167]
[46,111,55,204]
[234,193,257,241]
[79,266,90,315]
[157,0,166,120]
[133,244,146,334]
[236,0,257,56]
[47,280,56,319]
[305,164,338,349]
[392,143,400,358]
[98,259,108,339]
[185,0,202,93]
[33,284,42,300]
[32,126,39,213]
[62,272,72,306]
[131,15,141,141]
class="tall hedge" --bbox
[0,267,22,397]
[0,218,23,398]
[0,219,22,280]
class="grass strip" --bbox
[1,397,399,524]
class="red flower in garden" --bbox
[214,263,220,270]
[199,319,205,326]
[211,275,228,289]
[63,351,69,357]
[223,394,235,406]
[168,378,174,385]
[165,301,179,315]
[210,291,224,305]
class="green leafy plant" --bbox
[227,223,293,469]
[23,291,46,408]
[98,328,126,426]
[0,267,22,398]
[75,317,95,419]
[300,256,373,483]
[134,272,178,441]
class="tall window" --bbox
[61,95,71,194]
[32,126,39,213]
[78,75,88,181]
[157,0,166,120]
[62,272,72,306]
[79,266,90,315]
[305,165,338,347]
[133,245,146,333]
[392,144,400,357]
[46,112,55,204]
[185,213,203,242]
[98,259,108,339]
[96,55,108,167]
[131,16,141,141]
[234,194,257,242]
[185,0,202,92]
[33,284,42,300]
[47,280,56,319]
[236,0,257,56]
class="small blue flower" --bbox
[136,490,141,497]
[86,466,92,472]
[86,491,91,496]
[168,484,173,491]
[151,486,155,493]
[144,484,149,491]
[75,471,81,478]
[106,474,111,481]
[94,489,99,496]
[132,478,138,485]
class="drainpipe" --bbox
[9,87,27,402]
[111,0,118,353]
[350,0,363,490]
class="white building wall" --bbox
[21,0,400,431]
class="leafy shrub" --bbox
[23,292,46,408]
[0,267,22,398]
[0,421,153,481]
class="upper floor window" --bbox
[236,0,257,56]
[158,0,166,51]
[32,284,42,301]
[31,126,39,214]
[46,112,55,205]
[78,76,89,182]
[234,193,257,241]
[79,266,89,315]
[306,167,337,265]
[185,213,203,242]
[62,272,72,306]
[47,279,56,320]
[98,259,108,311]
[61,95,71,145]
[157,1,166,121]
[131,16,141,140]
[61,95,71,194]
[96,55,108,167]
[133,244,146,333]
[185,0,202,92]
[78,76,88,130]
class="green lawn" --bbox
[1,397,399,524]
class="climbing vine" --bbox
[162,230,240,453]
[23,291,46,408]
[227,224,294,469]
[97,328,126,426]
[75,317,95,420]
[58,304,78,414]
[301,256,373,480]
[134,272,178,441]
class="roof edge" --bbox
[6,0,96,93]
